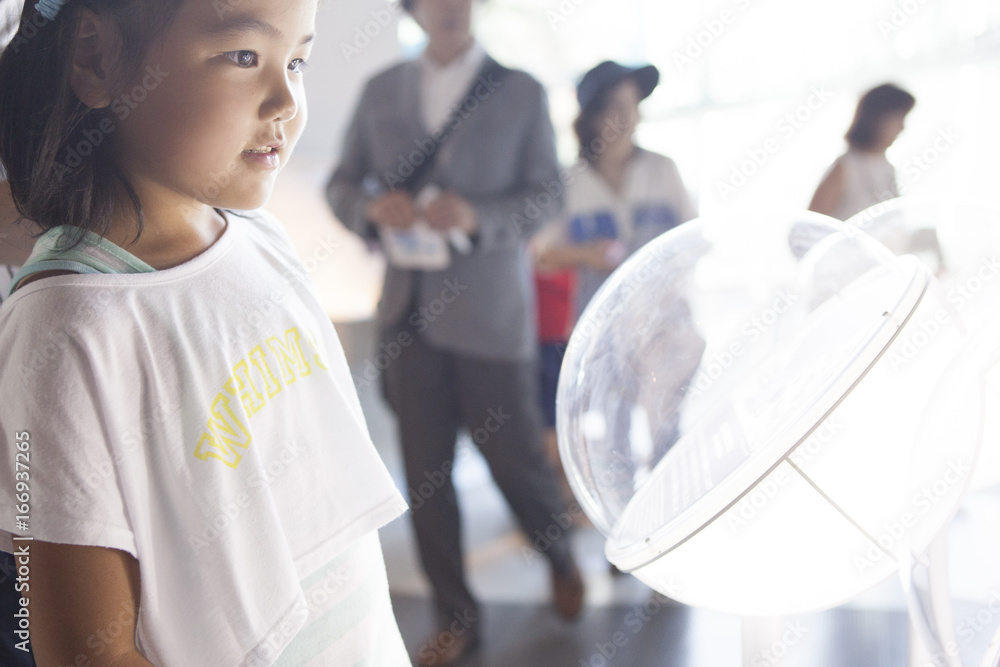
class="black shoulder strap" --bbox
[393,57,509,194]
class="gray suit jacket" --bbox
[326,56,562,362]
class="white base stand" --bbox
[742,616,791,667]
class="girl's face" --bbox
[599,79,642,147]
[112,0,316,213]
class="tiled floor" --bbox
[334,319,1000,667]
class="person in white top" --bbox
[536,61,697,319]
[809,83,916,221]
[0,1,410,666]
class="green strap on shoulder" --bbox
[7,226,154,297]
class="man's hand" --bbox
[424,192,477,234]
[367,192,417,230]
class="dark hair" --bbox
[0,0,182,243]
[402,0,485,14]
[845,83,915,150]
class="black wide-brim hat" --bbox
[576,61,660,112]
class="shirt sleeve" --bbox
[662,155,697,223]
[0,295,136,556]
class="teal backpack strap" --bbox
[7,226,155,297]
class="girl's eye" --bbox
[225,50,258,68]
[289,59,309,74]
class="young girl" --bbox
[0,1,410,665]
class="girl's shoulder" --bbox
[239,208,294,246]
[237,208,307,270]
[0,273,122,349]
[0,209,296,311]
[632,147,679,172]
[0,211,238,311]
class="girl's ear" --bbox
[68,8,120,109]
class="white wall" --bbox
[296,0,406,164]
[271,0,409,321]
[273,0,1000,320]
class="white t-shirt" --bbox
[273,530,407,667]
[825,148,899,221]
[537,148,696,318]
[0,211,409,666]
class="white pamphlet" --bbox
[380,185,475,268]
[381,185,450,270]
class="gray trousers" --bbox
[382,324,574,624]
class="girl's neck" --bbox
[103,187,226,270]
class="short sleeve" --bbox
[661,155,697,223]
[0,294,136,556]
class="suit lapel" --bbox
[446,55,499,147]
[401,59,427,137]
[432,55,502,176]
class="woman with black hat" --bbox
[535,60,696,319]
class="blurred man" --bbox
[327,0,583,664]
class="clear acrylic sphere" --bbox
[845,197,1000,492]
[850,197,1000,665]
[557,210,975,616]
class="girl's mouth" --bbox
[242,145,281,169]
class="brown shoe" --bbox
[415,626,481,666]
[552,563,585,620]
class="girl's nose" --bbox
[263,75,299,123]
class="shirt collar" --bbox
[419,40,485,75]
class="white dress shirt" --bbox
[418,41,486,134]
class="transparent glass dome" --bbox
[557,210,977,616]
[848,198,1000,666]
[846,197,1000,493]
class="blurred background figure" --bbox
[535,61,696,321]
[531,60,697,538]
[808,83,915,220]
[0,180,33,303]
[326,0,583,664]
[531,246,577,509]
[809,83,945,270]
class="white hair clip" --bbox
[35,0,67,21]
